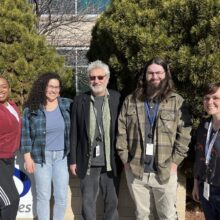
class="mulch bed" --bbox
[185,210,204,220]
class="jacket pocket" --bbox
[160,110,176,121]
[126,108,136,117]
[159,110,177,133]
[126,108,137,126]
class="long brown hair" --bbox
[135,57,175,101]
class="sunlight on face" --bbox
[203,87,220,117]
[46,79,60,102]
[0,78,10,104]
[146,64,166,87]
[89,68,109,96]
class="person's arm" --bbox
[192,124,202,203]
[192,178,200,202]
[20,108,35,173]
[116,98,129,167]
[170,162,177,173]
[24,152,35,173]
[70,164,77,176]
[69,97,78,176]
[172,99,192,166]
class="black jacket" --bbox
[194,117,220,186]
[69,89,122,179]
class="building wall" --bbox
[17,170,186,220]
[64,170,186,220]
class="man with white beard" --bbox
[69,60,122,220]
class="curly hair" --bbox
[135,57,175,101]
[25,72,62,112]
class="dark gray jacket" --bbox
[69,89,122,179]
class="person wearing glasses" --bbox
[192,83,220,220]
[116,57,192,219]
[0,76,21,220]
[20,72,72,220]
[69,60,122,220]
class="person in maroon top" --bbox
[0,76,21,220]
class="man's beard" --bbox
[90,84,106,95]
[146,79,167,99]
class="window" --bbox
[78,0,110,14]
[48,0,76,14]
[57,49,77,67]
[77,67,90,92]
[32,0,110,15]
[57,47,89,93]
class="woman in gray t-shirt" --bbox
[20,72,72,220]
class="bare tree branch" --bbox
[30,0,109,92]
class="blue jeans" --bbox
[199,183,220,220]
[80,167,119,220]
[34,150,69,220]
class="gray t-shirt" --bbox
[91,96,106,166]
[44,106,65,151]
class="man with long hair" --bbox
[116,57,192,219]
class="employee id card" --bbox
[203,182,210,201]
[146,143,154,155]
[95,145,100,157]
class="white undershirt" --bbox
[6,102,19,122]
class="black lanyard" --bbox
[92,103,103,142]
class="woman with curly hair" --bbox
[0,76,21,220]
[20,72,72,220]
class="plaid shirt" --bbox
[20,97,72,164]
[116,92,192,184]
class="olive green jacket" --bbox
[116,92,192,184]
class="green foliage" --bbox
[60,68,75,98]
[88,0,220,119]
[0,0,73,106]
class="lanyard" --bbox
[145,101,159,128]
[205,120,219,164]
[92,103,103,138]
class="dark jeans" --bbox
[80,167,119,220]
[0,158,19,220]
[199,183,220,220]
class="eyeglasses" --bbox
[147,71,165,76]
[89,75,107,81]
[47,85,60,90]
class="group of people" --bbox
[0,57,219,220]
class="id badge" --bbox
[203,182,210,201]
[146,143,154,155]
[95,145,100,157]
